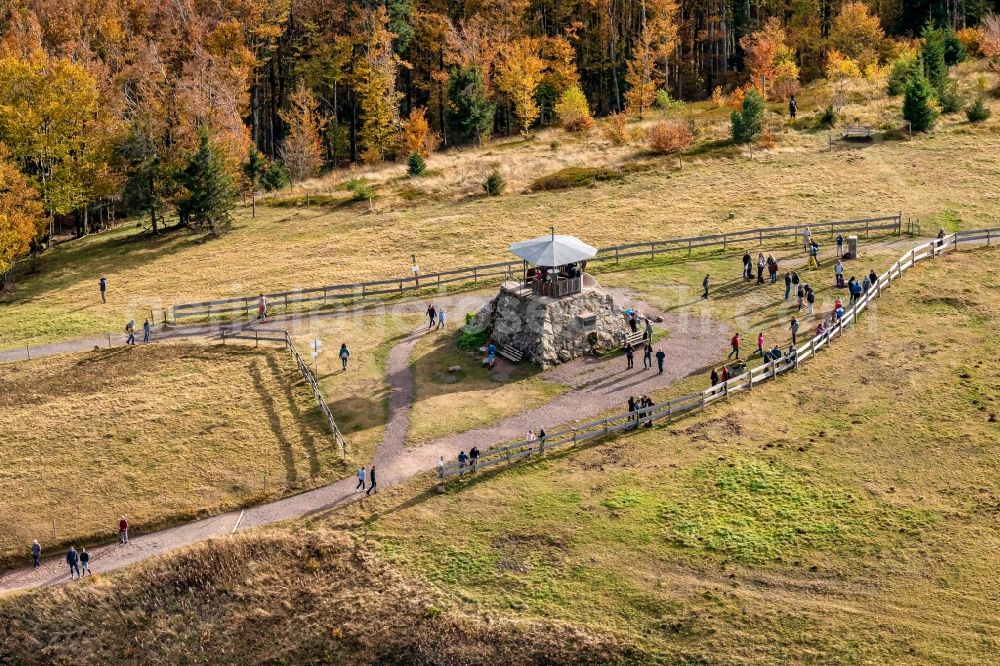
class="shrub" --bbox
[457,326,488,350]
[346,178,375,201]
[554,86,595,132]
[550,141,559,150]
[710,86,725,108]
[938,79,962,114]
[482,167,506,196]
[648,119,694,154]
[731,89,765,144]
[818,105,837,128]
[401,106,441,157]
[903,69,938,132]
[261,161,289,191]
[529,166,623,191]
[956,26,983,57]
[601,112,631,145]
[407,152,426,176]
[653,89,682,111]
[727,86,746,109]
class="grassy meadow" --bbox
[0,343,343,566]
[2,64,998,348]
[352,246,1000,663]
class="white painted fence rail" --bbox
[437,227,997,481]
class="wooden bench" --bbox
[841,125,873,139]
[622,330,646,348]
[499,344,524,363]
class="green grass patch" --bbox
[529,166,624,192]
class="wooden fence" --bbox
[172,214,903,321]
[222,327,348,457]
[437,226,997,481]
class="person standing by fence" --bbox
[258,294,267,320]
[356,466,366,492]
[142,319,151,344]
[31,540,41,569]
[802,226,811,252]
[470,447,480,471]
[339,343,350,371]
[742,251,752,280]
[710,368,719,386]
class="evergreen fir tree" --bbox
[407,151,426,176]
[902,69,938,132]
[242,146,268,219]
[447,67,495,146]
[921,23,948,92]
[482,167,506,196]
[938,79,962,114]
[731,89,765,145]
[176,126,235,237]
[966,79,992,123]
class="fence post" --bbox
[667,403,672,422]
[988,230,992,247]
[759,229,762,246]
[255,330,259,348]
[615,247,620,264]
[688,239,692,256]
[107,331,112,348]
[222,329,226,345]
[866,219,870,238]
[897,212,902,235]
[473,267,478,282]
[572,428,577,443]
[604,418,609,435]
[25,344,30,360]
[722,234,727,250]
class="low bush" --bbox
[648,119,694,154]
[529,166,624,191]
[938,79,963,114]
[966,94,992,122]
[555,85,596,132]
[457,326,488,351]
[346,178,376,201]
[261,161,289,191]
[407,152,427,176]
[482,167,506,196]
[817,105,837,129]
[601,112,632,145]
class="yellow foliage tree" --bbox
[401,106,441,157]
[826,49,863,82]
[495,38,545,134]
[830,2,885,69]
[0,148,45,284]
[554,86,595,131]
[355,7,404,163]
[279,84,326,183]
[625,3,678,119]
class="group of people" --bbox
[31,515,130,579]
[123,319,152,345]
[426,304,446,330]
[623,340,666,373]
[742,251,782,285]
[354,466,378,495]
[627,395,655,427]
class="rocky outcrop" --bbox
[474,282,630,366]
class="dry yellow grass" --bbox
[406,328,568,445]
[0,343,342,565]
[2,66,997,348]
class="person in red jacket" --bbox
[118,516,129,544]
[728,333,740,360]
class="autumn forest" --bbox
[0,0,999,282]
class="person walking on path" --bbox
[118,516,129,544]
[702,274,710,299]
[258,294,267,320]
[625,342,634,370]
[627,396,637,423]
[789,317,800,345]
[868,269,878,288]
[710,368,719,386]
[644,317,653,341]
[142,319,151,344]
[438,456,445,478]
[525,430,537,445]
[728,333,741,360]
[99,276,107,304]
[125,320,136,346]
[655,348,665,374]
[756,332,765,358]
[470,446,480,471]
[80,548,91,576]
[742,251,752,280]
[784,272,792,300]
[426,304,437,329]
[808,240,821,269]
[437,309,446,330]
[356,466,366,492]
[789,95,797,119]
[339,343,350,371]
[366,466,377,495]
[458,450,468,470]
[31,540,41,569]
[836,234,844,258]
[806,287,815,315]
[643,342,653,370]
[757,253,765,285]
[66,546,80,579]
[835,259,845,287]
